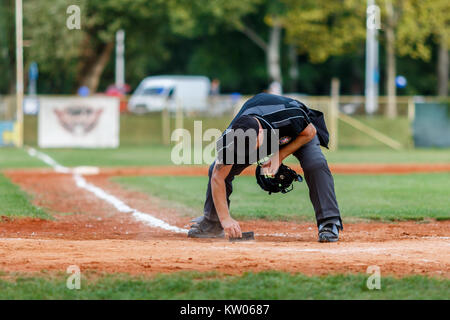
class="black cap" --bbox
[231,115,259,133]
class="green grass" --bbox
[0,114,447,169]
[31,145,174,167]
[0,271,448,299]
[0,174,50,219]
[0,147,48,168]
[114,173,450,221]
[321,148,450,164]
[337,116,413,148]
[16,114,450,166]
[1,146,450,170]
[24,114,413,148]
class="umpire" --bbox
[188,93,343,242]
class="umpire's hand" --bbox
[261,154,281,176]
[221,217,242,238]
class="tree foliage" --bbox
[281,0,366,63]
[395,0,449,60]
[0,0,445,95]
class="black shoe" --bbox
[188,217,225,239]
[318,223,340,242]
[190,216,204,227]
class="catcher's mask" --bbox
[255,163,303,195]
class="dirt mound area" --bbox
[2,238,448,277]
[1,169,449,277]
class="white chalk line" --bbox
[26,147,187,234]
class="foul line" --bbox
[26,147,188,234]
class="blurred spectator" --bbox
[106,84,131,97]
[210,78,220,96]
[210,78,221,112]
[105,84,131,113]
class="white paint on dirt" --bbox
[73,174,186,233]
[26,147,188,234]
[421,236,450,240]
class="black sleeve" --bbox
[285,101,312,135]
[289,110,311,136]
[216,129,234,165]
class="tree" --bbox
[23,0,261,93]
[23,0,85,93]
[208,0,285,86]
[396,0,449,97]
[381,0,450,117]
[0,0,15,94]
[437,37,448,97]
[282,0,366,62]
[281,0,366,91]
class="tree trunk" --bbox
[385,0,397,118]
[267,19,282,84]
[437,37,448,97]
[238,20,283,90]
[288,44,299,92]
[77,40,114,94]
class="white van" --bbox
[128,75,210,113]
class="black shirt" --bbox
[240,93,329,148]
[219,93,330,165]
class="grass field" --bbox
[114,174,450,222]
[0,113,437,169]
[1,146,450,169]
[0,174,50,219]
[0,114,447,169]
[0,148,47,168]
[24,114,414,148]
[1,271,448,300]
[1,116,449,301]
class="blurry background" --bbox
[0,0,449,151]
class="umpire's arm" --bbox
[262,123,317,175]
[211,162,242,238]
[279,123,317,160]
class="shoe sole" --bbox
[318,237,339,243]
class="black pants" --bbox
[203,135,342,227]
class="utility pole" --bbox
[115,29,125,91]
[329,78,340,151]
[365,0,380,115]
[15,0,24,147]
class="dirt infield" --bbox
[1,167,449,277]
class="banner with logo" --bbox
[38,96,119,148]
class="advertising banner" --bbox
[38,96,119,148]
[0,121,19,147]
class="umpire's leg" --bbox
[293,136,343,229]
[203,161,250,222]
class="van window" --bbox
[167,87,175,98]
[142,87,165,95]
